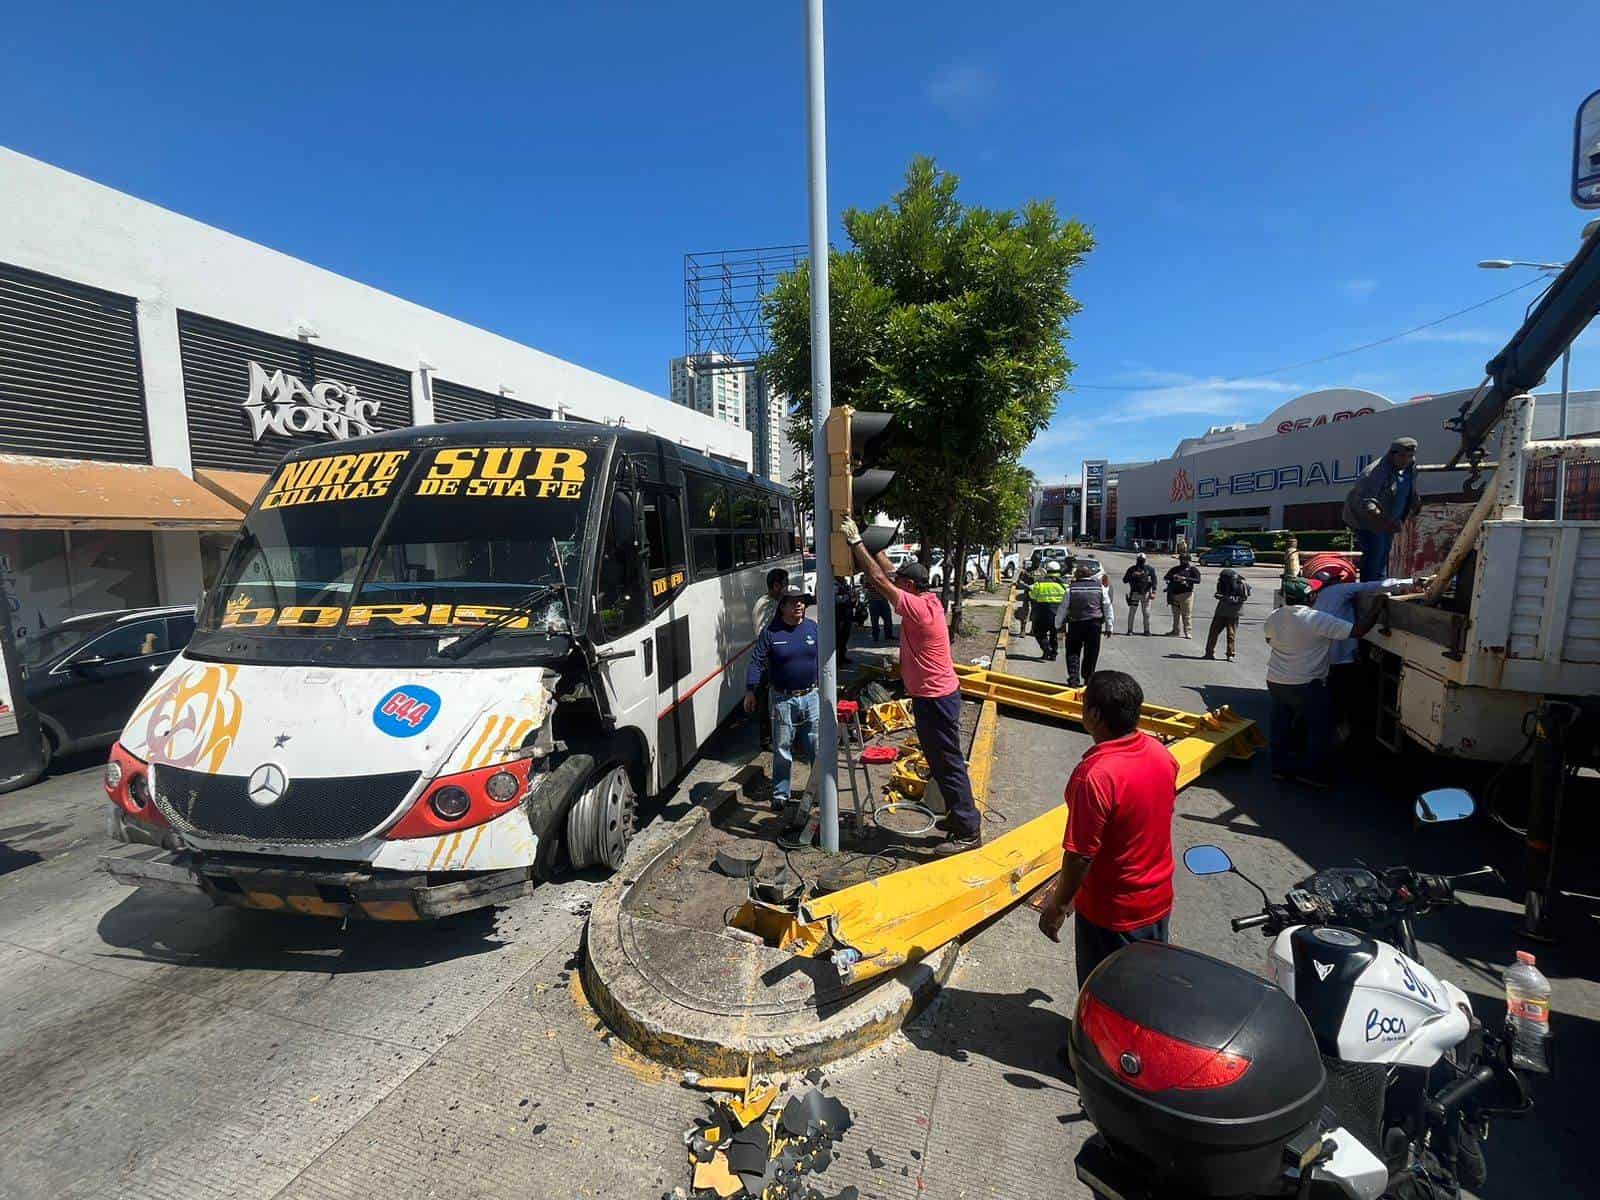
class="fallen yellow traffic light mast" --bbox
[733,666,1264,986]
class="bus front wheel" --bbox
[565,761,637,872]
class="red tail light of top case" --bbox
[1078,992,1252,1093]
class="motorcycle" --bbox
[1182,788,1540,1198]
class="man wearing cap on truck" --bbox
[842,516,983,855]
[1343,437,1421,581]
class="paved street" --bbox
[2,557,1594,1199]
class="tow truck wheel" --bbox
[565,761,636,872]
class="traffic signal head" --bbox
[825,406,899,562]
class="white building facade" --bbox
[1107,386,1600,547]
[0,149,752,646]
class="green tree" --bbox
[762,157,1092,629]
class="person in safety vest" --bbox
[1028,562,1066,661]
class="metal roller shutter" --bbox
[178,311,414,473]
[432,377,552,423]
[0,261,150,462]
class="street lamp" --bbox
[1477,256,1571,517]
[1476,258,1565,271]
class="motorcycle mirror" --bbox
[1415,788,1475,825]
[1183,844,1234,877]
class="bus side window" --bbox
[595,488,646,641]
[763,495,784,560]
[642,487,687,611]
[686,472,732,578]
[779,497,798,555]
[732,488,763,567]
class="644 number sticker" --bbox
[373,685,441,738]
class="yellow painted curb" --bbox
[967,585,1018,809]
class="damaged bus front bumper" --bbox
[98,849,534,920]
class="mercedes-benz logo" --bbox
[247,763,288,807]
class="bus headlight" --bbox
[430,787,472,821]
[485,771,519,802]
[105,760,124,790]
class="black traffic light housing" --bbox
[825,406,899,564]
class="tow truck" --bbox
[1358,217,1600,937]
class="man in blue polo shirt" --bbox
[744,587,820,810]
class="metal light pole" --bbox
[1478,257,1571,517]
[804,0,839,853]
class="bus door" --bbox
[639,481,692,783]
[592,478,657,773]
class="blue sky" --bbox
[4,3,1596,483]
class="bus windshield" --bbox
[205,443,595,638]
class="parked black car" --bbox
[22,606,195,770]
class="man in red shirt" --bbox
[843,516,981,853]
[1038,670,1177,986]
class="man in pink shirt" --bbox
[842,516,981,853]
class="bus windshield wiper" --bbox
[438,585,561,659]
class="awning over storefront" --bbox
[194,468,270,514]
[0,454,244,531]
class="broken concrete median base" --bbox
[582,778,960,1075]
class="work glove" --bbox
[839,514,862,545]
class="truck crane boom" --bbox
[1447,221,1600,466]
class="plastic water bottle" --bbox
[1505,950,1551,1072]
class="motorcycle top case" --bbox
[1069,941,1327,1197]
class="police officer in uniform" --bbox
[1028,561,1066,660]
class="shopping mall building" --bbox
[1109,386,1600,547]
[0,149,750,645]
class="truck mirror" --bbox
[1415,788,1474,824]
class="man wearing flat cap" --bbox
[1342,437,1420,581]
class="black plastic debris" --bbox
[686,1085,852,1199]
[779,1088,851,1140]
[865,1148,885,1170]
[728,1121,773,1184]
[802,1068,826,1087]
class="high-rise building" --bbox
[746,372,786,483]
[668,354,789,482]
[669,353,746,428]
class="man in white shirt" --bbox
[1263,576,1381,787]
[1316,575,1427,742]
